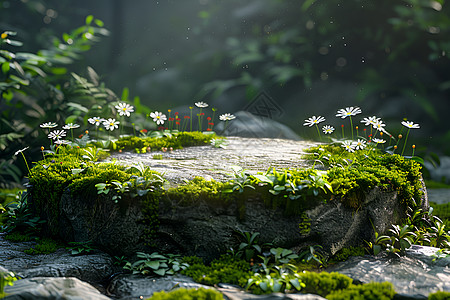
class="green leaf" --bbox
[121,87,129,101]
[86,15,94,25]
[1,62,10,74]
[94,19,104,27]
[71,169,84,175]
[145,260,160,270]
[5,39,23,47]
[153,268,166,276]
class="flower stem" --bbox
[20,152,30,174]
[190,109,193,131]
[315,124,321,141]
[350,117,354,140]
[401,129,410,156]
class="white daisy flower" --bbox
[115,102,134,117]
[103,118,120,131]
[62,123,80,130]
[40,122,58,129]
[322,125,335,134]
[195,101,209,108]
[401,121,420,129]
[352,139,367,150]
[372,138,386,144]
[303,116,326,127]
[14,147,29,156]
[54,139,71,145]
[336,106,362,119]
[341,140,355,153]
[360,116,380,126]
[48,130,67,140]
[150,111,167,125]
[372,119,386,132]
[88,117,105,126]
[219,113,236,121]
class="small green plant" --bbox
[0,270,17,298]
[124,252,189,276]
[386,224,417,256]
[147,287,224,300]
[223,166,256,194]
[2,191,45,235]
[365,231,391,256]
[230,231,272,262]
[298,245,327,267]
[246,264,305,294]
[66,241,95,255]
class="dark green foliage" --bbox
[181,255,251,287]
[326,282,396,300]
[428,291,450,300]
[300,271,353,297]
[147,288,223,300]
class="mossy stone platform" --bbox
[30,136,427,260]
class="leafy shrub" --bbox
[326,281,396,300]
[147,288,223,300]
[124,252,189,276]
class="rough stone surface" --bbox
[0,234,115,284]
[215,110,301,140]
[4,277,111,300]
[108,274,209,300]
[327,245,450,297]
[108,136,315,184]
[108,274,327,300]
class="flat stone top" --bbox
[108,137,318,185]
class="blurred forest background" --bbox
[1,0,450,185]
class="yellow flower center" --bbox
[1,33,7,39]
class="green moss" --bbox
[23,237,63,255]
[300,271,353,297]
[147,287,223,300]
[326,281,396,300]
[181,255,251,287]
[428,291,450,300]
[305,145,423,209]
[4,231,32,242]
[165,177,233,206]
[332,246,366,262]
[115,132,217,152]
